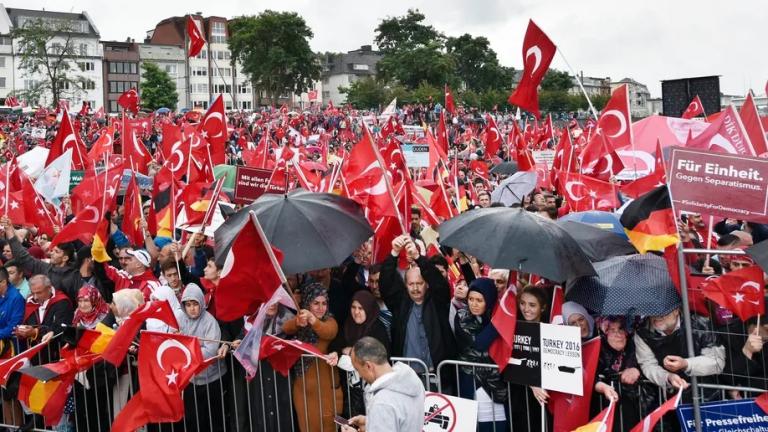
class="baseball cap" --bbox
[126,249,151,267]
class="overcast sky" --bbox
[5,0,766,98]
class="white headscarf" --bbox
[147,285,184,333]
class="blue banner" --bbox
[678,399,768,432]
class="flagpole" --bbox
[101,152,109,215]
[556,50,599,121]
[3,162,8,216]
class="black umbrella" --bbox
[490,161,518,176]
[556,220,638,262]
[214,189,373,274]
[746,239,768,273]
[566,254,681,316]
[438,207,596,281]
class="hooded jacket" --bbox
[179,283,226,385]
[365,362,426,432]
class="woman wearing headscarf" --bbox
[109,288,144,418]
[562,301,596,341]
[282,282,343,432]
[146,284,184,333]
[178,283,227,432]
[329,290,390,417]
[71,284,118,432]
[454,278,508,432]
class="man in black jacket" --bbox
[380,235,456,377]
[13,275,74,363]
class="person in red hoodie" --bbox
[101,248,160,301]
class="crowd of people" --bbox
[0,102,764,432]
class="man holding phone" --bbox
[340,337,425,432]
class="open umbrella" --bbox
[747,240,768,273]
[438,207,596,281]
[566,254,680,316]
[490,171,537,206]
[214,189,373,274]
[490,161,518,176]
[556,220,637,262]
[559,210,628,239]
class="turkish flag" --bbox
[620,140,666,199]
[444,84,456,115]
[102,301,180,366]
[507,20,556,119]
[557,171,619,212]
[21,177,57,237]
[259,335,328,377]
[483,114,503,158]
[343,126,398,221]
[186,16,206,58]
[682,95,705,119]
[550,128,577,186]
[685,105,757,156]
[111,331,209,432]
[88,126,114,161]
[198,94,227,165]
[662,245,710,316]
[549,285,564,324]
[122,120,152,174]
[629,389,682,432]
[701,266,765,321]
[122,172,144,246]
[214,214,285,321]
[0,343,48,385]
[436,111,450,156]
[117,88,139,113]
[46,108,89,170]
[50,173,120,248]
[548,337,601,432]
[70,167,121,215]
[488,288,516,371]
[595,84,633,150]
[468,160,489,182]
[740,93,768,156]
[581,132,625,181]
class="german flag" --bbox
[17,372,73,426]
[620,185,679,254]
[149,166,178,238]
[63,323,116,355]
[91,217,112,263]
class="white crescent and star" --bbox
[739,281,762,305]
[499,288,515,317]
[525,45,542,76]
[77,205,100,224]
[156,338,193,386]
[601,110,627,138]
[565,181,586,201]
[203,112,225,140]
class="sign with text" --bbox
[423,392,477,432]
[503,322,583,395]
[532,149,556,169]
[677,399,768,432]
[69,170,84,191]
[669,147,768,222]
[403,143,430,168]
[234,166,286,204]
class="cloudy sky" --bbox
[6,0,766,97]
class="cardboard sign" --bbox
[504,322,583,395]
[423,392,478,432]
[677,399,768,432]
[234,166,287,204]
[403,143,430,168]
[669,147,768,222]
[532,149,556,169]
[69,170,85,191]
[30,127,47,139]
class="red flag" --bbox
[573,402,615,432]
[0,343,48,385]
[685,105,757,156]
[436,111,450,156]
[620,140,666,199]
[122,172,144,246]
[46,108,89,170]
[50,174,120,248]
[181,177,226,227]
[444,84,456,115]
[214,214,284,321]
[629,389,682,432]
[681,95,705,119]
[662,245,710,316]
[186,16,206,58]
[701,266,765,321]
[117,88,139,113]
[122,122,152,174]
[550,285,564,324]
[507,20,556,119]
[594,84,633,150]
[549,337,601,432]
[557,171,618,212]
[21,176,57,237]
[111,331,206,431]
[343,126,398,221]
[581,133,625,181]
[147,166,180,238]
[198,94,227,165]
[483,114,503,158]
[489,288,516,371]
[757,392,768,415]
[740,93,768,156]
[259,335,327,376]
[102,301,180,366]
[88,126,114,161]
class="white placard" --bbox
[403,144,430,168]
[539,323,583,395]
[532,149,556,169]
[423,392,478,432]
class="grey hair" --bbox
[28,274,52,289]
[352,336,388,366]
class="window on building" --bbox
[24,79,39,90]
[108,81,137,93]
[80,79,95,90]
[164,64,178,75]
[240,100,251,110]
[193,100,208,109]
[0,37,10,45]
[212,21,226,34]
[109,62,138,74]
[225,102,233,110]
[352,64,369,71]
[192,66,207,76]
[79,44,88,56]
[78,61,94,71]
[238,84,250,94]
[213,67,231,77]
[0,77,5,88]
[0,57,5,68]
[213,84,232,94]
[190,83,209,94]
[109,100,119,112]
[50,43,63,54]
[195,50,207,59]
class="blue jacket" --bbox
[0,286,25,339]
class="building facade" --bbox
[0,6,104,109]
[138,42,188,110]
[102,40,139,113]
[320,45,381,106]
[611,78,651,119]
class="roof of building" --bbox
[5,7,99,36]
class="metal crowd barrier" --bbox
[1,340,765,432]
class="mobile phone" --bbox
[334,416,357,430]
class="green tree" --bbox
[445,34,514,92]
[541,69,574,92]
[11,18,88,107]
[140,62,178,111]
[229,11,321,105]
[374,9,454,89]
[590,94,611,111]
[340,77,387,109]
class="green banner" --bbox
[69,170,85,191]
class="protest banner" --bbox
[668,147,768,222]
[504,322,583,395]
[677,399,768,432]
[69,170,84,191]
[532,149,556,169]
[402,143,430,168]
[423,392,478,432]
[234,166,287,204]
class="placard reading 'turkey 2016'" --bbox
[504,322,583,396]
